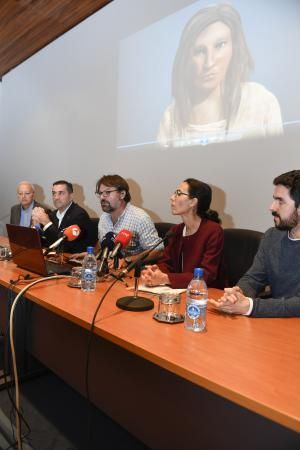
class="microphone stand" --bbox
[116,264,154,311]
[113,254,119,271]
[97,260,109,279]
[56,241,64,264]
[115,229,174,312]
[97,248,109,275]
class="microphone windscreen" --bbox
[115,229,133,248]
[101,231,115,250]
[63,225,81,241]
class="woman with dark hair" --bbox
[158,4,282,147]
[141,178,224,289]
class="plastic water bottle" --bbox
[184,268,208,332]
[81,246,97,292]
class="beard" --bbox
[101,201,114,213]
[272,210,298,230]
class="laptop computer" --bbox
[6,224,72,276]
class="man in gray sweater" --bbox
[211,170,300,317]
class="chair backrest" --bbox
[90,217,99,246]
[154,222,175,243]
[223,228,264,287]
[143,222,176,265]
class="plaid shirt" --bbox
[98,203,163,256]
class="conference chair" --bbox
[223,228,264,287]
[154,222,175,242]
[90,217,99,246]
[142,222,175,265]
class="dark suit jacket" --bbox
[10,200,41,226]
[41,202,96,253]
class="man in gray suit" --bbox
[10,181,41,227]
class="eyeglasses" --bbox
[173,189,190,197]
[95,189,119,198]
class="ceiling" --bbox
[0,0,113,79]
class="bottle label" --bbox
[83,269,95,281]
[187,303,201,319]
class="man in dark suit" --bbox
[32,180,95,253]
[10,181,41,227]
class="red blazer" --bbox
[158,219,224,289]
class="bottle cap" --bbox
[87,246,94,254]
[194,267,203,278]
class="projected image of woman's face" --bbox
[117,3,286,150]
[191,21,233,94]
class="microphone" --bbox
[98,232,115,274]
[116,228,174,312]
[119,228,174,279]
[44,225,81,254]
[109,229,133,259]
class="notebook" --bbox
[6,224,72,276]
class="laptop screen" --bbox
[6,224,49,276]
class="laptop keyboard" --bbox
[46,260,72,275]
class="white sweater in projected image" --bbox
[157,82,283,147]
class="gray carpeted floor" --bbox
[0,371,148,450]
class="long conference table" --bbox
[0,236,299,450]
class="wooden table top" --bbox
[0,236,300,433]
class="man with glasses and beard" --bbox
[210,170,300,317]
[96,174,163,265]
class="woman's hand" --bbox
[141,265,170,286]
